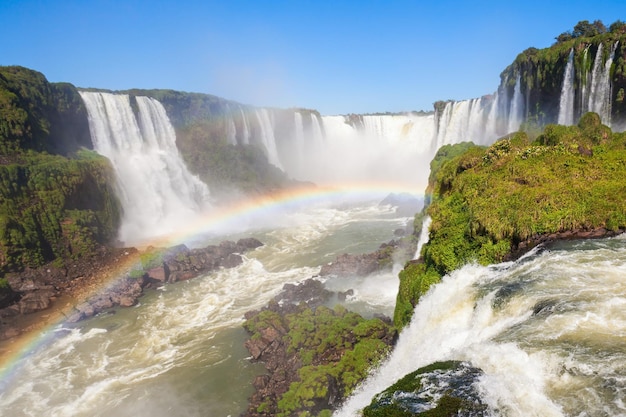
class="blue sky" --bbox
[1,0,624,115]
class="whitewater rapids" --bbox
[335,236,626,416]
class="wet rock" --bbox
[320,252,380,277]
[275,279,331,308]
[64,239,263,324]
[18,289,56,314]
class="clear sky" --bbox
[0,0,624,115]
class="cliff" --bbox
[394,112,626,328]
[0,67,121,306]
[497,24,626,131]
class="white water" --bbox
[507,75,525,133]
[434,95,507,149]
[586,42,618,125]
[558,49,576,126]
[0,198,412,417]
[413,215,431,260]
[253,109,283,169]
[79,92,211,244]
[335,237,626,416]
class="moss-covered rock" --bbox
[362,361,488,417]
[243,292,396,417]
[394,114,626,328]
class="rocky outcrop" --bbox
[0,238,263,337]
[319,239,412,278]
[243,278,396,417]
[65,238,263,323]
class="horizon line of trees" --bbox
[555,19,626,43]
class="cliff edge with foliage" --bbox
[394,112,626,328]
[0,66,121,306]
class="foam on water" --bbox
[336,239,626,416]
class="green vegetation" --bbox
[394,114,626,328]
[175,120,290,195]
[0,66,120,273]
[0,150,121,272]
[244,304,395,417]
[0,66,91,156]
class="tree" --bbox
[572,20,606,38]
[555,31,573,43]
[609,20,626,34]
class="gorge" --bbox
[1,25,626,417]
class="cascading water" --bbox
[238,107,251,145]
[412,215,431,259]
[434,94,508,149]
[586,42,618,124]
[253,109,283,169]
[507,75,524,133]
[79,91,211,244]
[336,237,626,416]
[557,49,576,126]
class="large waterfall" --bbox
[80,91,211,244]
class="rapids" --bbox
[335,236,626,416]
[0,198,411,417]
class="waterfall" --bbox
[412,215,431,259]
[558,49,576,126]
[335,237,626,416]
[239,107,251,145]
[293,112,305,155]
[310,113,325,151]
[254,109,283,169]
[80,91,211,244]
[225,105,237,145]
[586,42,618,124]
[507,75,524,133]
[435,98,497,148]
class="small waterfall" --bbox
[507,75,524,133]
[586,42,617,124]
[310,113,325,150]
[435,98,498,148]
[558,49,576,126]
[413,216,431,260]
[254,109,283,169]
[239,107,251,145]
[80,91,211,244]
[293,111,305,154]
[224,104,237,145]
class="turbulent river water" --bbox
[1,196,626,416]
[0,197,410,417]
[337,235,626,417]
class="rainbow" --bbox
[0,180,427,386]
